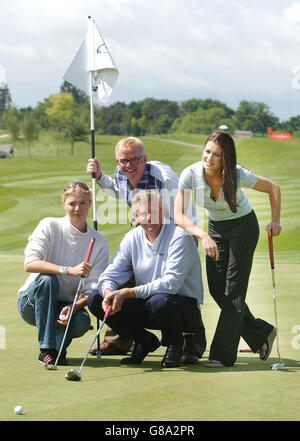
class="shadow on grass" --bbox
[65,354,300,375]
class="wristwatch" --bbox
[60,266,68,278]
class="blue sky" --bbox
[1,0,300,121]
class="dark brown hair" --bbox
[205,131,237,212]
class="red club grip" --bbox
[84,238,95,263]
[104,304,112,319]
[268,233,274,269]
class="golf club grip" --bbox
[104,304,112,319]
[84,238,95,263]
[268,234,274,269]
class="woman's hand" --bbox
[200,232,219,260]
[57,305,72,325]
[266,221,281,237]
[68,262,93,277]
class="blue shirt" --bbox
[114,163,163,206]
[98,223,203,304]
[178,162,258,221]
[97,160,196,223]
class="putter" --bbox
[65,304,112,381]
[268,233,285,371]
[46,238,96,370]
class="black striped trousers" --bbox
[206,210,274,366]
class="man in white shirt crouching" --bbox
[87,190,204,368]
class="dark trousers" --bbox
[101,275,206,357]
[206,210,274,366]
[87,292,201,347]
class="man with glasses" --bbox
[87,137,205,364]
[88,137,179,219]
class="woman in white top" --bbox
[18,182,109,368]
[175,131,281,367]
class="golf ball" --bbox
[14,405,23,415]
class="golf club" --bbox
[268,233,285,371]
[65,304,112,381]
[46,238,96,370]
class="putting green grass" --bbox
[0,134,299,421]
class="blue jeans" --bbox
[17,274,91,353]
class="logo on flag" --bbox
[97,44,108,54]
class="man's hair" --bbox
[115,137,146,156]
[131,189,163,217]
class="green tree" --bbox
[234,100,279,133]
[180,98,234,118]
[45,92,74,131]
[64,117,87,155]
[23,111,40,157]
[2,107,20,142]
[99,101,127,135]
[280,115,300,133]
[152,114,172,134]
[138,98,179,133]
[120,108,135,135]
[0,83,12,121]
[33,100,51,129]
[60,81,87,105]
[171,107,229,134]
[137,114,147,135]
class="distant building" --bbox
[0,144,15,158]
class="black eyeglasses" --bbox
[64,182,90,191]
[116,156,144,166]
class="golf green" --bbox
[0,134,299,421]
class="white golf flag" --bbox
[63,16,119,103]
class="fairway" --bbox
[0,134,299,422]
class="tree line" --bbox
[1,81,300,153]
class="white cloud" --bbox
[0,0,300,120]
[284,1,300,22]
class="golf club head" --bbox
[45,364,57,370]
[65,368,82,381]
[270,361,285,371]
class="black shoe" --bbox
[38,349,68,368]
[161,345,182,368]
[120,332,160,365]
[181,351,199,364]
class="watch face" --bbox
[60,267,67,277]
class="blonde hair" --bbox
[115,137,146,156]
[61,182,91,203]
[131,189,163,217]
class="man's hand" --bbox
[102,288,136,315]
[87,158,102,180]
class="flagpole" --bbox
[89,71,98,231]
[63,14,119,358]
[89,69,101,358]
[88,15,100,355]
